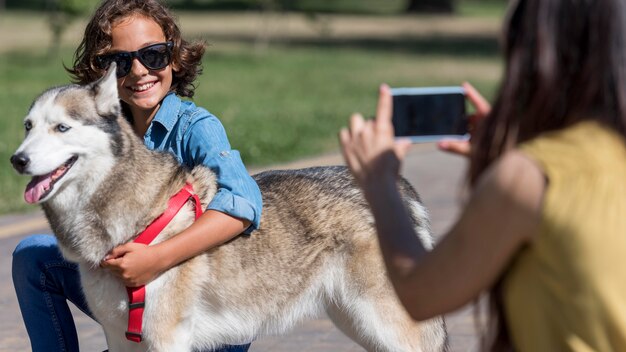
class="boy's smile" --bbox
[110,14,173,134]
[131,82,157,92]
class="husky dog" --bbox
[10,66,447,352]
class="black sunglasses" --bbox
[96,42,173,78]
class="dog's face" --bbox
[11,65,122,204]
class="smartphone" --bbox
[391,86,469,143]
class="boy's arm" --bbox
[102,111,261,286]
[102,210,249,287]
[185,112,262,232]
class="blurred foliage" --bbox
[56,0,95,15]
[45,0,98,56]
[406,0,454,13]
[168,0,505,14]
[165,0,404,14]
[5,0,506,15]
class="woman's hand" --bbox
[101,243,164,287]
[437,81,491,157]
[339,84,412,190]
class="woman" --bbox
[340,0,626,350]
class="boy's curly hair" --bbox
[66,0,205,98]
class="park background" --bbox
[0,0,505,215]
[0,0,505,350]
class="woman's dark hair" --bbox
[66,0,205,98]
[471,0,626,186]
[471,0,626,349]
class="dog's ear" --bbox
[92,63,120,117]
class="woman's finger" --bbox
[437,140,471,157]
[375,84,394,132]
[462,82,490,118]
[349,112,366,136]
[339,128,362,174]
[395,138,413,160]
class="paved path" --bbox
[0,145,483,351]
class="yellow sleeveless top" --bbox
[503,120,626,351]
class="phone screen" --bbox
[391,87,468,143]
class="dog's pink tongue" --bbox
[24,174,53,204]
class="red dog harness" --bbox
[125,183,203,343]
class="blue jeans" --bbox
[12,234,251,352]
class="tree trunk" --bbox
[406,0,455,13]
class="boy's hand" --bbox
[101,243,163,287]
[437,81,491,157]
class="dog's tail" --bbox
[398,178,435,250]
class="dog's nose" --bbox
[10,153,30,173]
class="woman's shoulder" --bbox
[519,120,625,174]
[475,150,545,222]
[483,150,546,199]
[521,120,623,153]
[460,150,545,246]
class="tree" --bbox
[46,0,96,56]
[406,0,455,13]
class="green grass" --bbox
[0,8,504,215]
[199,45,500,164]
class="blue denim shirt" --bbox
[140,93,262,233]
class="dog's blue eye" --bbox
[57,124,71,133]
[24,120,32,131]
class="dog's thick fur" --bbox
[11,66,447,351]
